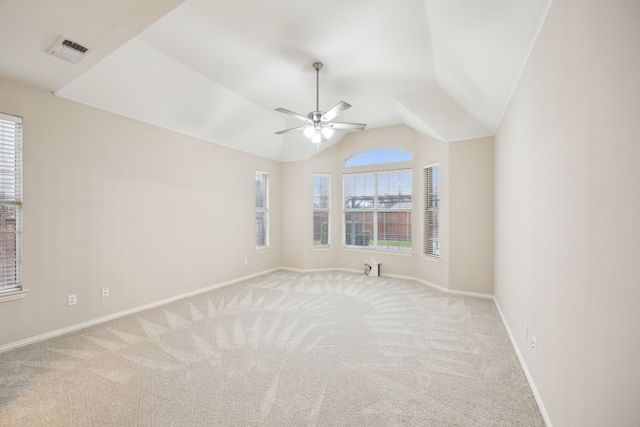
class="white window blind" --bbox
[424,163,440,257]
[313,174,330,247]
[343,170,412,251]
[255,171,269,249]
[0,113,22,293]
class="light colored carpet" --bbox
[0,270,544,426]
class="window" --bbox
[343,170,412,251]
[0,113,22,294]
[255,171,269,249]
[313,174,330,247]
[345,148,412,167]
[424,163,440,257]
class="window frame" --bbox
[255,170,269,250]
[312,173,331,248]
[423,163,440,258]
[343,169,412,252]
[0,112,24,302]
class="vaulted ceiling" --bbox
[0,0,551,161]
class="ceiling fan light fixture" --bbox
[311,131,322,144]
[304,126,315,138]
[321,127,334,139]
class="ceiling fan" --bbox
[275,62,366,144]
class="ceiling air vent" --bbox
[46,36,90,64]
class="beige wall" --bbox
[449,137,494,294]
[0,76,282,348]
[494,0,640,425]
[281,161,305,268]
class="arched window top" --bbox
[345,148,412,167]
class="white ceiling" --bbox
[0,0,551,161]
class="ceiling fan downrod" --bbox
[313,62,322,113]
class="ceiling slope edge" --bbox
[55,37,286,161]
[492,0,554,133]
[424,0,554,135]
[393,86,491,142]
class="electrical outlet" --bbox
[68,294,77,306]
[531,336,537,355]
[101,287,110,298]
[244,258,248,265]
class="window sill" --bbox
[255,247,271,253]
[422,255,441,263]
[0,288,28,303]
[342,247,413,257]
[313,246,332,251]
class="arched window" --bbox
[345,148,412,167]
[342,148,413,252]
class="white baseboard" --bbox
[278,267,494,299]
[0,268,280,354]
[279,267,362,275]
[389,272,494,299]
[494,299,552,427]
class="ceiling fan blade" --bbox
[326,122,367,131]
[321,101,351,122]
[275,108,312,123]
[275,126,307,135]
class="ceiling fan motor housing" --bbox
[308,111,324,123]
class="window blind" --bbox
[424,163,440,257]
[343,170,412,251]
[344,173,375,248]
[313,174,330,247]
[0,113,22,293]
[255,171,269,249]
